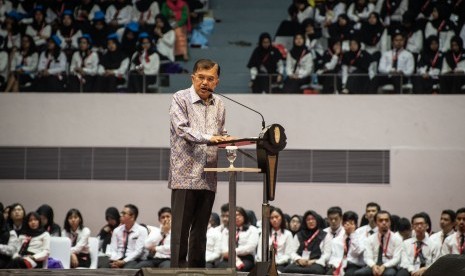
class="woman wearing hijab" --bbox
[62,209,91,268]
[302,19,324,58]
[4,35,38,92]
[68,34,99,92]
[161,0,190,61]
[440,36,465,94]
[118,21,140,58]
[0,11,21,51]
[328,14,356,52]
[316,39,343,94]
[36,204,61,237]
[7,212,50,269]
[74,0,101,30]
[342,38,372,94]
[0,203,19,269]
[375,0,407,27]
[360,12,388,61]
[425,4,456,53]
[256,206,293,272]
[56,10,82,61]
[347,0,375,23]
[94,33,129,92]
[289,215,302,237]
[284,210,327,274]
[217,206,259,272]
[283,33,313,93]
[413,36,443,94]
[153,14,175,62]
[35,35,67,92]
[105,0,133,31]
[89,11,111,53]
[132,0,160,32]
[128,32,160,93]
[25,6,51,50]
[247,32,283,94]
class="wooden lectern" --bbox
[206,124,287,276]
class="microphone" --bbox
[209,88,266,129]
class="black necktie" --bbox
[158,233,167,246]
[236,227,240,247]
[461,234,465,255]
[368,229,374,235]
[416,241,426,267]
[344,236,351,257]
[377,234,384,265]
[122,230,132,258]
[332,232,337,238]
[273,232,278,251]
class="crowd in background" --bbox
[247,0,465,94]
[1,201,464,275]
[0,0,204,93]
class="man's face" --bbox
[191,65,219,101]
[393,35,405,50]
[328,213,342,231]
[365,206,378,222]
[120,207,134,225]
[343,220,356,235]
[159,212,171,225]
[440,213,455,232]
[221,211,229,227]
[456,212,465,233]
[412,217,427,237]
[376,213,391,233]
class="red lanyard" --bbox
[304,229,320,250]
[421,0,431,12]
[457,234,465,254]
[437,20,446,33]
[235,229,240,244]
[378,232,391,257]
[413,242,423,261]
[386,0,391,14]
[350,50,361,65]
[453,52,462,65]
[431,51,440,67]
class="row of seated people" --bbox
[1,32,167,93]
[0,0,205,63]
[248,30,465,94]
[248,0,465,94]
[2,201,464,275]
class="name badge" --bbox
[302,250,311,260]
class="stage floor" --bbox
[0,269,324,276]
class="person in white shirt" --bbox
[25,6,51,50]
[0,12,21,52]
[327,211,364,276]
[424,4,456,53]
[153,14,176,62]
[56,10,82,59]
[217,206,259,272]
[439,36,465,94]
[128,32,160,93]
[376,31,415,93]
[62,209,91,268]
[0,203,19,269]
[429,210,456,247]
[68,34,99,92]
[256,206,294,272]
[375,0,407,27]
[325,206,344,240]
[314,0,346,38]
[4,35,39,92]
[355,202,380,249]
[397,213,441,276]
[347,0,375,23]
[412,36,444,94]
[284,210,328,274]
[441,207,465,256]
[34,35,67,92]
[135,207,171,268]
[106,204,148,269]
[283,33,313,94]
[354,210,402,276]
[7,212,50,269]
[105,0,133,31]
[132,0,159,30]
[206,212,222,267]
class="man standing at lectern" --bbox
[169,59,230,268]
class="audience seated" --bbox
[104,204,147,269]
[34,35,68,92]
[429,209,456,247]
[440,36,465,94]
[135,207,171,269]
[161,0,190,61]
[441,207,465,255]
[25,6,51,51]
[62,208,91,268]
[283,33,313,93]
[256,206,293,272]
[0,202,19,269]
[397,213,440,276]
[341,38,372,94]
[327,211,364,276]
[289,215,302,237]
[316,39,342,93]
[7,203,26,236]
[413,36,443,94]
[36,204,61,237]
[154,14,175,62]
[284,210,327,274]
[4,35,38,93]
[68,34,99,92]
[97,207,120,254]
[205,212,222,267]
[7,212,50,269]
[247,32,284,94]
[217,206,259,272]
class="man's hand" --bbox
[209,135,230,143]
[110,260,125,268]
[71,253,79,268]
[161,218,171,234]
[296,258,307,266]
[413,267,427,276]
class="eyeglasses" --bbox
[193,74,217,83]
[120,211,132,216]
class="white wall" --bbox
[1,94,465,234]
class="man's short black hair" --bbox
[220,203,229,213]
[124,204,139,220]
[158,207,171,219]
[442,209,456,222]
[327,206,343,217]
[375,210,391,222]
[342,211,358,226]
[366,202,381,212]
[193,59,220,77]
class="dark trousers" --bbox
[395,268,411,276]
[68,75,95,92]
[135,257,171,269]
[283,262,326,274]
[354,266,397,276]
[326,262,363,275]
[127,71,157,93]
[34,75,66,92]
[216,254,255,272]
[170,189,216,268]
[94,75,125,92]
